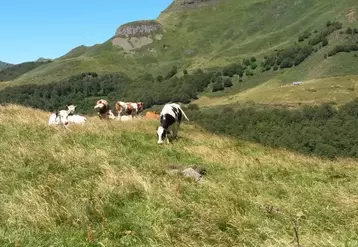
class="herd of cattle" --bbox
[48,99,190,144]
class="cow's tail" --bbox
[180,107,190,121]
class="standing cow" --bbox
[115,101,144,119]
[94,99,111,119]
[157,103,189,144]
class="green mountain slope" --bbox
[1,104,358,246]
[0,61,52,82]
[0,61,13,71]
[11,0,358,85]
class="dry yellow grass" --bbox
[0,104,358,246]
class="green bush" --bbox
[223,78,233,87]
[212,81,224,92]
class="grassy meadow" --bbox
[0,105,358,246]
[195,75,358,107]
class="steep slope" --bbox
[1,104,358,246]
[12,0,358,85]
[0,61,13,71]
[0,61,52,82]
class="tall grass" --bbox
[0,104,358,246]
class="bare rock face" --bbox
[115,20,163,38]
[112,20,163,51]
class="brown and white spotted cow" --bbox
[94,99,113,119]
[115,101,144,119]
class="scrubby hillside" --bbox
[0,61,13,71]
[1,104,358,246]
[9,0,358,86]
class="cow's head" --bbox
[157,126,170,144]
[94,100,106,111]
[56,110,70,126]
[137,102,144,112]
[67,105,77,114]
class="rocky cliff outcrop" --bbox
[112,20,163,51]
[115,20,163,38]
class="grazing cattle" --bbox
[157,103,189,144]
[116,101,144,118]
[144,111,160,120]
[94,99,111,119]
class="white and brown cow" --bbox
[157,103,189,144]
[94,99,112,119]
[115,101,144,119]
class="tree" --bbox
[165,65,177,79]
[280,58,293,68]
[250,63,257,70]
[223,78,233,88]
[156,75,163,82]
[183,69,188,75]
[212,81,224,92]
[322,38,328,47]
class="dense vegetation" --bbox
[0,70,213,114]
[191,100,358,159]
[0,61,51,82]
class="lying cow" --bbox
[144,111,160,120]
[115,101,144,119]
[157,103,189,144]
[94,99,111,119]
[48,110,87,126]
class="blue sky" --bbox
[0,0,173,64]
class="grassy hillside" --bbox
[0,61,13,71]
[9,0,358,85]
[195,75,358,107]
[0,61,52,82]
[1,104,358,246]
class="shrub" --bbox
[223,78,233,87]
[322,38,329,47]
[250,57,256,62]
[212,81,224,92]
[280,58,293,68]
[250,63,257,70]
[347,27,353,34]
[183,69,188,75]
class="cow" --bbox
[48,110,87,126]
[115,101,144,119]
[94,99,111,119]
[157,103,189,144]
[144,111,160,120]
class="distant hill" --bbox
[0,61,13,71]
[9,0,357,86]
[0,61,51,82]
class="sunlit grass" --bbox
[0,104,357,246]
